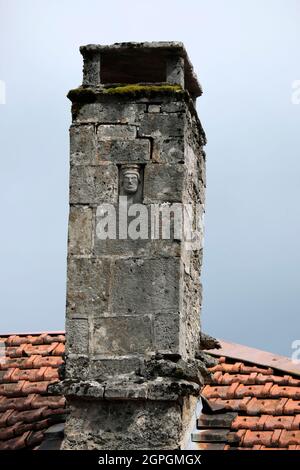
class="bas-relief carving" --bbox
[119,164,143,203]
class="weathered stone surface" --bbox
[144,357,203,386]
[166,56,185,87]
[184,144,205,204]
[104,382,148,400]
[82,52,101,86]
[152,138,185,163]
[110,258,181,314]
[93,315,153,355]
[144,163,186,203]
[198,332,221,351]
[73,102,146,124]
[94,236,182,258]
[181,254,202,358]
[69,164,118,204]
[66,318,89,355]
[195,350,218,369]
[161,101,186,113]
[62,399,182,450]
[97,138,150,163]
[94,203,182,257]
[66,257,110,317]
[60,376,200,402]
[148,104,161,113]
[138,113,185,138]
[89,357,143,379]
[70,124,96,165]
[96,124,137,140]
[61,379,105,399]
[68,206,93,255]
[153,312,180,353]
[65,355,90,381]
[147,379,200,400]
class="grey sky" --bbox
[0,0,299,356]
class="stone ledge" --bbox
[49,376,200,401]
[67,84,185,103]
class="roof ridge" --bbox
[0,331,65,338]
[206,340,300,378]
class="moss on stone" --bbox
[67,87,97,103]
[68,84,184,103]
[103,84,183,97]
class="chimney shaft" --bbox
[62,42,207,450]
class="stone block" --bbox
[94,203,179,257]
[110,258,181,314]
[63,380,105,399]
[138,113,185,138]
[144,163,186,203]
[74,102,146,124]
[69,164,118,204]
[153,312,181,353]
[82,53,101,86]
[152,138,185,163]
[62,400,182,450]
[104,383,148,400]
[148,104,161,113]
[65,355,90,381]
[68,206,93,255]
[66,257,111,317]
[92,315,153,355]
[96,124,137,140]
[89,357,143,379]
[161,101,186,113]
[94,236,182,258]
[166,56,185,87]
[97,138,150,163]
[70,124,96,165]
[66,318,89,355]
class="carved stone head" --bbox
[121,164,141,194]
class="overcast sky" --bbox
[0,0,299,356]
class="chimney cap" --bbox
[80,41,202,98]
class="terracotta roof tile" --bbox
[193,341,300,450]
[0,332,66,450]
[6,408,48,426]
[242,430,274,447]
[235,383,273,398]
[231,416,266,431]
[30,395,66,409]
[279,430,300,447]
[0,394,36,412]
[0,409,14,427]
[263,415,296,430]
[32,355,64,368]
[0,431,31,450]
[9,367,48,382]
[52,343,65,356]
[0,423,17,440]
[270,384,300,399]
[0,380,27,397]
[5,345,27,358]
[21,380,54,395]
[283,399,300,415]
[23,343,59,357]
[26,430,45,447]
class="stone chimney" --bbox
[62,42,207,450]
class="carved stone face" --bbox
[123,172,139,194]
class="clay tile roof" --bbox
[192,340,300,450]
[0,332,66,450]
